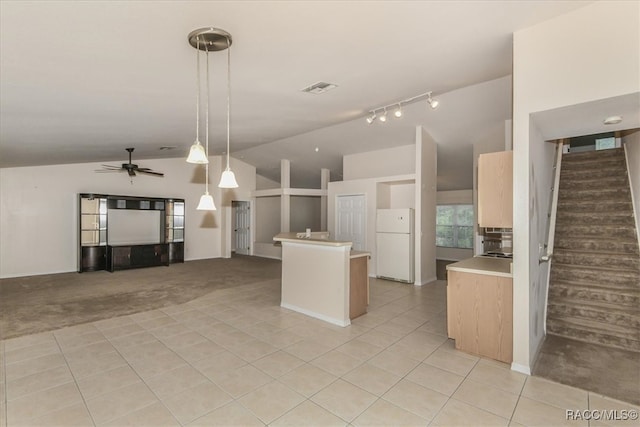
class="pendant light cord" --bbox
[226,36,231,170]
[195,37,200,143]
[204,43,210,192]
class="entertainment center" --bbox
[78,193,185,272]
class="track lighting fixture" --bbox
[364,90,439,124]
[427,91,439,109]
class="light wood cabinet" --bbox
[349,255,369,320]
[478,151,513,228]
[447,270,513,363]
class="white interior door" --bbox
[336,194,366,251]
[233,201,251,255]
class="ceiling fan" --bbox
[96,148,164,177]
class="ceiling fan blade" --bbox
[137,170,164,177]
[94,169,123,173]
[100,164,122,169]
[127,169,136,177]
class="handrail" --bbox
[541,142,564,263]
[542,141,564,333]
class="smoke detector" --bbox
[301,81,338,94]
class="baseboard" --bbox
[252,254,282,261]
[415,276,438,286]
[280,302,350,327]
[510,362,531,376]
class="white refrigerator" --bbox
[376,208,414,283]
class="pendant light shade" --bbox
[217,34,238,189]
[219,168,238,188]
[186,141,208,164]
[196,192,216,210]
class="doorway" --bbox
[335,194,366,250]
[232,201,251,255]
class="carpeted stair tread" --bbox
[561,158,627,172]
[546,316,639,341]
[559,175,629,191]
[551,263,639,288]
[556,199,633,213]
[554,224,638,240]
[546,327,640,353]
[548,298,639,328]
[558,187,630,201]
[549,281,639,307]
[554,237,639,254]
[553,249,640,270]
[555,211,635,226]
[560,167,628,181]
[563,148,625,159]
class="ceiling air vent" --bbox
[301,81,338,94]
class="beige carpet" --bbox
[0,255,281,340]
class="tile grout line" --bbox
[51,331,97,427]
[1,341,6,427]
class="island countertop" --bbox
[446,256,513,278]
[273,232,352,247]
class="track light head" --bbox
[427,92,439,109]
[394,105,402,118]
[366,112,376,124]
[379,109,387,122]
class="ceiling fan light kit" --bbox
[365,90,439,125]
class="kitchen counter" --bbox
[446,256,513,278]
[350,250,370,259]
[273,232,351,247]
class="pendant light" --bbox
[187,28,234,210]
[196,43,215,210]
[186,37,208,164]
[218,35,239,188]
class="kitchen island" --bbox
[273,233,369,327]
[446,256,513,363]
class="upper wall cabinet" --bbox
[478,151,513,228]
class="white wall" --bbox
[436,189,474,261]
[343,145,415,181]
[512,0,640,373]
[256,174,280,190]
[0,155,256,278]
[623,132,640,243]
[416,127,437,285]
[290,196,322,232]
[389,183,416,208]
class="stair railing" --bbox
[541,141,564,263]
[542,141,564,332]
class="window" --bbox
[436,205,473,248]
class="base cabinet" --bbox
[447,270,513,363]
[349,255,369,320]
[81,246,106,272]
[108,244,169,272]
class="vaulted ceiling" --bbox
[0,1,593,189]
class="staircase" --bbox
[547,148,640,352]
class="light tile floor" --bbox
[1,278,638,426]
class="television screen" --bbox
[108,209,162,245]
